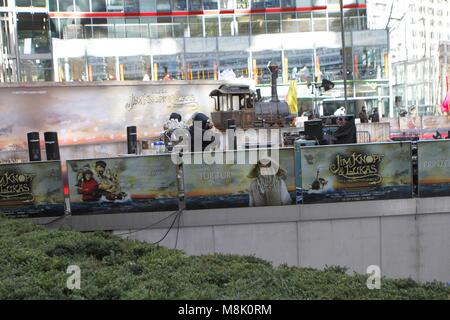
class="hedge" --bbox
[0,215,449,300]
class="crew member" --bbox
[189,112,215,152]
[370,107,380,123]
[334,116,357,145]
[359,106,369,123]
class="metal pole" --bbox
[339,0,348,110]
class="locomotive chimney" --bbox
[268,62,280,102]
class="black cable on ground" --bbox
[39,214,66,226]
[114,209,181,238]
[151,210,183,246]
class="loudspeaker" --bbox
[305,120,324,142]
[227,119,236,130]
[27,132,41,162]
[44,132,60,161]
[127,126,138,154]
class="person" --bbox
[163,66,172,81]
[94,161,125,201]
[189,112,215,152]
[163,112,187,152]
[248,158,293,207]
[77,169,100,202]
[370,107,380,123]
[334,116,357,145]
[358,106,369,123]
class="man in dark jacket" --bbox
[189,112,215,152]
[359,106,369,123]
[334,117,357,145]
[369,108,380,123]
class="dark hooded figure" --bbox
[334,116,357,145]
[189,112,215,152]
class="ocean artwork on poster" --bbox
[68,155,178,215]
[417,140,450,198]
[184,148,296,210]
[0,161,65,218]
[298,142,413,204]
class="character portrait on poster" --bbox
[417,140,450,198]
[184,149,295,210]
[247,157,292,207]
[68,155,178,215]
[298,143,413,204]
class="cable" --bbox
[39,214,66,226]
[114,209,180,237]
[151,210,182,246]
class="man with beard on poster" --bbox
[248,157,293,207]
[94,161,126,201]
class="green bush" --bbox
[0,215,449,300]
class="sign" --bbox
[0,161,65,218]
[417,140,450,198]
[184,149,296,210]
[67,155,178,215]
[297,143,413,204]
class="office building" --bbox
[1,0,390,116]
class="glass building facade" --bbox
[1,0,390,116]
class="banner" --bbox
[417,140,450,198]
[0,161,65,218]
[67,155,178,215]
[0,82,221,160]
[184,149,296,210]
[297,143,413,204]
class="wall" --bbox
[38,196,450,283]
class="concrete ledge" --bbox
[416,197,450,215]
[29,196,450,232]
[300,198,418,221]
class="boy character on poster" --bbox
[77,169,100,202]
[248,157,293,207]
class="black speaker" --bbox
[127,126,137,154]
[227,119,236,130]
[27,132,41,162]
[44,132,60,161]
[305,120,324,142]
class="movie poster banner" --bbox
[67,155,178,215]
[417,140,450,198]
[184,148,296,210]
[0,161,65,218]
[297,142,413,204]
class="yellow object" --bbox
[286,80,298,115]
[119,64,124,81]
[154,63,158,80]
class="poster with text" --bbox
[0,161,65,218]
[417,140,450,198]
[68,155,178,215]
[298,143,413,204]
[184,149,296,210]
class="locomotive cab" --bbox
[209,85,257,131]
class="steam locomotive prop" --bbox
[209,62,292,131]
